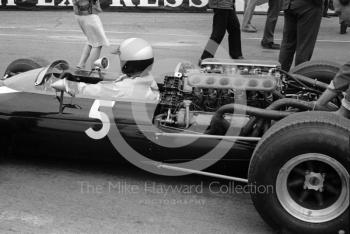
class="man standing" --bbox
[200,0,243,61]
[336,0,350,34]
[261,0,282,49]
[278,0,323,71]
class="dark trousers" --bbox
[201,8,243,60]
[323,0,329,16]
[262,0,282,44]
[278,6,322,71]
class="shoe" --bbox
[323,14,331,18]
[261,41,281,50]
[340,22,347,34]
[242,24,257,33]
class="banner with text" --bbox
[0,0,270,12]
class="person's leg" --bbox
[242,0,258,31]
[340,21,348,34]
[201,9,228,60]
[1,0,7,6]
[261,0,282,46]
[244,0,248,10]
[227,7,243,59]
[294,6,322,66]
[323,0,330,17]
[278,10,297,72]
[77,44,92,69]
[89,46,102,69]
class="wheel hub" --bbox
[303,171,325,192]
[276,153,349,223]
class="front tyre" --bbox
[248,112,350,234]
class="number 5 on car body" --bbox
[86,100,115,140]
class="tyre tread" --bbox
[249,112,350,177]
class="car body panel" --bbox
[0,68,254,164]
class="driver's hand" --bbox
[64,79,77,97]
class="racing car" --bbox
[0,56,349,234]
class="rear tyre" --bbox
[290,60,341,84]
[248,112,350,234]
[3,58,49,79]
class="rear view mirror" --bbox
[93,57,109,70]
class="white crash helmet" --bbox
[115,38,154,76]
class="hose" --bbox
[207,70,336,135]
[267,98,312,111]
[241,116,257,136]
[291,74,329,90]
[206,104,291,135]
[267,98,338,111]
[278,69,329,90]
[208,98,338,135]
[216,104,292,120]
[241,99,317,137]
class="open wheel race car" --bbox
[0,57,349,234]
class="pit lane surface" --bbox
[0,11,349,234]
[0,158,272,234]
[0,11,349,82]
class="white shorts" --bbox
[75,14,110,48]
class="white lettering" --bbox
[6,0,16,6]
[164,0,182,7]
[37,0,55,6]
[110,0,136,7]
[189,0,207,7]
[57,0,73,6]
[9,0,210,7]
[139,0,159,7]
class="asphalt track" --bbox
[0,11,349,234]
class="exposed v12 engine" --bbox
[155,59,331,136]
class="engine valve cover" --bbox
[187,72,277,91]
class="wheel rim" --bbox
[276,153,349,223]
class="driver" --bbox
[77,38,159,101]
